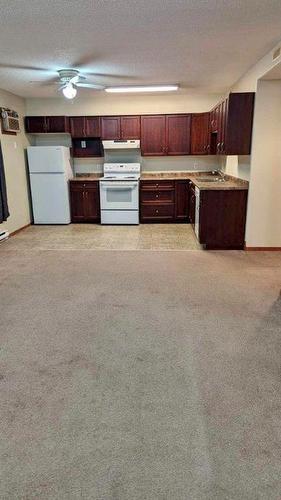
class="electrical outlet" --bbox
[14,141,17,150]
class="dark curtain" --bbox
[0,141,9,223]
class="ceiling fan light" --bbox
[62,83,77,99]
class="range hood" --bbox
[102,139,140,150]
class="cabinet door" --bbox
[84,186,100,221]
[219,99,228,155]
[85,117,100,137]
[101,116,121,140]
[70,185,85,222]
[226,92,255,155]
[191,113,210,155]
[120,116,140,139]
[70,117,85,138]
[217,102,224,154]
[25,116,47,133]
[189,184,196,226]
[46,116,69,133]
[141,115,166,156]
[175,180,189,221]
[210,109,216,133]
[166,115,191,155]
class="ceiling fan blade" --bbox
[0,63,53,72]
[76,82,104,90]
[29,77,59,86]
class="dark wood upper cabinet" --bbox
[25,116,69,134]
[70,116,100,138]
[210,92,254,155]
[101,116,121,140]
[166,114,191,155]
[142,114,191,156]
[141,115,166,156]
[226,93,254,155]
[25,116,47,133]
[46,116,69,133]
[69,116,85,138]
[101,115,140,140]
[85,117,100,137]
[191,113,210,155]
[120,116,140,139]
[25,94,254,156]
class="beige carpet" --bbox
[0,242,281,499]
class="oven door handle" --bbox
[100,182,138,190]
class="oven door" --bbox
[100,181,139,210]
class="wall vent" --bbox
[272,47,281,61]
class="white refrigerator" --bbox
[27,146,73,224]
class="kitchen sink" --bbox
[196,176,226,182]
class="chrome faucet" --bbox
[211,170,225,181]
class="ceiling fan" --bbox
[56,69,105,99]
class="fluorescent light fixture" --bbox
[105,85,179,93]
[62,83,77,99]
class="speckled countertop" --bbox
[72,171,248,190]
[71,173,102,181]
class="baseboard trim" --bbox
[9,223,31,237]
[245,246,281,251]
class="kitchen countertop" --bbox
[72,171,248,190]
[141,171,248,190]
[71,174,102,181]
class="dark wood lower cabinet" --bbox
[140,180,175,222]
[175,180,189,221]
[69,178,248,251]
[195,188,248,249]
[70,181,100,222]
[140,179,190,222]
[188,182,196,227]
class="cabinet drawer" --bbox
[70,181,98,189]
[141,180,174,190]
[141,204,174,220]
[141,190,174,203]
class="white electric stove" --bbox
[99,163,141,224]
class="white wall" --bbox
[25,92,221,116]
[245,80,281,247]
[0,89,31,234]
[221,39,281,182]
[223,37,281,247]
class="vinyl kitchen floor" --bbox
[6,224,202,251]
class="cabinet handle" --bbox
[156,183,159,187]
[155,209,159,214]
[156,194,159,198]
[221,142,224,152]
[83,191,85,198]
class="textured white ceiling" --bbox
[0,0,281,97]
